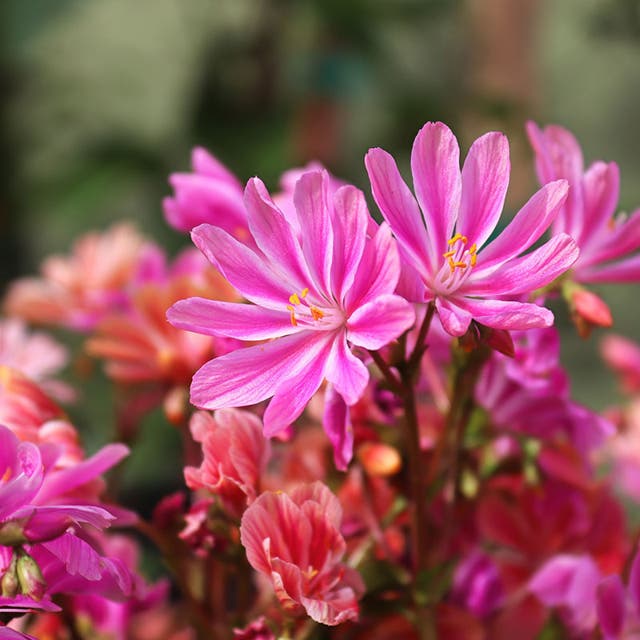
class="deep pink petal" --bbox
[347,294,415,349]
[301,587,360,625]
[597,575,626,638]
[293,171,334,296]
[579,253,640,283]
[0,440,43,521]
[34,444,128,505]
[579,161,620,246]
[526,121,585,239]
[325,336,369,406]
[21,505,115,541]
[289,481,344,528]
[411,122,461,260]
[435,297,472,337]
[464,234,579,296]
[330,185,369,302]
[474,180,569,272]
[580,209,640,269]
[458,298,554,331]
[168,297,295,340]
[364,148,430,273]
[191,147,242,186]
[191,224,292,309]
[345,223,401,311]
[323,385,354,471]
[244,178,313,290]
[628,546,640,613]
[263,336,334,436]
[458,132,510,248]
[190,331,333,412]
[164,174,247,234]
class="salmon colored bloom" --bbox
[4,224,147,332]
[527,121,640,284]
[168,170,415,456]
[184,409,270,518]
[365,121,578,336]
[240,482,364,625]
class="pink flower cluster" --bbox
[2,119,640,638]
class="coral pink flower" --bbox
[86,249,237,386]
[168,170,415,455]
[240,482,364,625]
[365,121,578,336]
[527,121,640,284]
[4,224,147,332]
[184,409,270,518]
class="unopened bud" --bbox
[1,554,18,598]
[357,442,402,476]
[16,551,46,601]
[564,283,613,338]
[482,328,515,358]
[163,386,189,426]
[0,521,27,546]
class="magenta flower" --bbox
[168,170,415,449]
[240,482,364,626]
[365,121,578,336]
[527,121,640,284]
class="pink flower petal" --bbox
[323,385,354,471]
[436,297,472,337]
[580,161,620,246]
[190,331,333,412]
[325,336,369,406]
[458,132,510,248]
[347,294,415,349]
[293,171,334,296]
[597,575,626,638]
[345,223,401,311]
[191,147,242,186]
[168,297,295,340]
[330,185,369,302]
[364,148,430,272]
[263,336,334,436]
[458,298,554,331]
[411,121,461,261]
[191,224,292,309]
[581,209,640,268]
[474,180,569,272]
[465,234,579,296]
[244,178,313,290]
[580,253,640,283]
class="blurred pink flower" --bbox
[240,482,364,625]
[527,121,640,284]
[365,121,578,336]
[602,334,640,394]
[4,224,147,332]
[168,170,415,461]
[184,409,270,518]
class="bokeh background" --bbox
[1,0,640,498]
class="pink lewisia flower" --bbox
[239,482,364,626]
[527,121,640,284]
[365,121,579,336]
[168,170,415,457]
[184,409,270,518]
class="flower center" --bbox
[432,233,478,295]
[286,288,326,327]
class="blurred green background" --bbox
[1,0,640,462]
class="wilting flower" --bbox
[168,170,415,456]
[240,482,364,625]
[184,409,270,518]
[527,121,640,284]
[4,224,148,332]
[365,121,578,336]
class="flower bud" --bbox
[16,551,46,601]
[357,442,402,477]
[1,554,18,598]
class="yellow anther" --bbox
[286,304,298,327]
[448,233,468,245]
[310,306,325,321]
[289,293,301,305]
[301,287,309,298]
[453,261,467,269]
[469,243,477,254]
[470,254,477,267]
[448,257,456,273]
[443,250,456,258]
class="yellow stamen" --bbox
[453,261,467,269]
[470,254,477,267]
[310,306,324,321]
[286,304,297,327]
[301,287,309,298]
[448,257,456,273]
[289,293,301,305]
[443,249,456,258]
[448,233,468,245]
